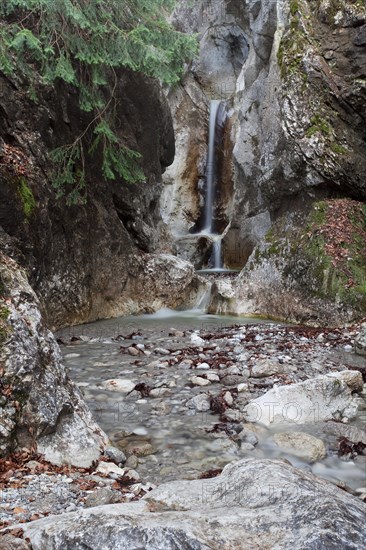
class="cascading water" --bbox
[203,100,225,270]
[203,100,221,233]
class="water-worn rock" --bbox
[250,359,284,378]
[272,432,327,463]
[355,323,366,356]
[104,447,127,465]
[186,394,211,412]
[244,371,362,426]
[101,379,136,393]
[19,458,366,549]
[0,254,107,465]
[95,462,125,477]
[190,376,210,387]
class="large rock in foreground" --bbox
[19,458,366,549]
[0,253,107,465]
[243,370,363,426]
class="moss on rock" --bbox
[254,199,366,318]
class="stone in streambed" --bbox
[104,447,126,465]
[101,379,136,393]
[186,394,211,412]
[190,334,205,346]
[191,376,211,386]
[96,462,125,477]
[250,359,284,378]
[243,371,362,426]
[355,323,366,356]
[125,442,155,457]
[272,432,326,463]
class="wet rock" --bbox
[244,371,361,426]
[190,334,205,346]
[196,362,210,370]
[101,379,136,393]
[21,458,366,549]
[251,359,283,378]
[125,455,139,469]
[224,410,244,422]
[355,323,366,356]
[127,347,140,356]
[104,447,127,466]
[220,374,244,386]
[154,347,170,355]
[186,394,211,412]
[236,429,258,447]
[190,376,210,387]
[95,462,125,477]
[323,421,366,444]
[272,432,327,463]
[149,388,172,398]
[206,372,220,382]
[223,391,234,406]
[125,442,155,457]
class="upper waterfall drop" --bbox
[203,100,222,233]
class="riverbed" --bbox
[58,311,366,492]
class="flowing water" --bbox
[58,311,366,491]
[204,100,221,233]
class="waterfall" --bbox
[203,100,221,232]
[211,237,222,269]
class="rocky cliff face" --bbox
[163,0,366,323]
[0,248,107,464]
[0,68,204,329]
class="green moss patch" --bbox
[256,199,366,314]
[18,177,36,219]
[302,199,366,308]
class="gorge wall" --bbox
[0,0,365,331]
[162,0,366,325]
[0,69,205,330]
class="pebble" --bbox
[206,372,220,382]
[190,334,205,346]
[186,394,211,412]
[101,379,136,393]
[191,376,211,386]
[104,446,127,465]
[128,347,140,356]
[150,387,172,398]
[95,462,125,477]
[196,362,210,370]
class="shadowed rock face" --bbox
[0,252,107,463]
[0,67,198,329]
[19,458,366,549]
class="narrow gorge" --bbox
[0,1,366,548]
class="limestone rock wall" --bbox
[0,251,107,464]
[165,0,366,321]
[0,68,205,329]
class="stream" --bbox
[58,310,366,492]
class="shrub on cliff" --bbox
[0,0,197,201]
